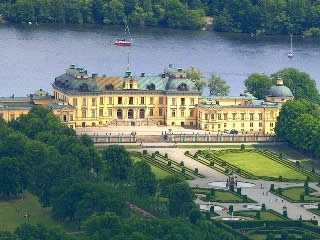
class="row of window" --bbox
[73,97,195,106]
[204,122,274,129]
[202,112,275,121]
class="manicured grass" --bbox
[192,188,247,203]
[130,155,170,180]
[216,152,306,180]
[234,210,286,221]
[96,145,141,150]
[281,187,320,202]
[0,192,76,232]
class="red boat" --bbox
[114,39,131,46]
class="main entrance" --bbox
[117,109,123,119]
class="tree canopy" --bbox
[244,73,272,99]
[207,74,230,96]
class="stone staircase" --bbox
[106,119,159,127]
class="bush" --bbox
[243,195,248,201]
[236,168,241,174]
[225,169,229,174]
[302,233,313,240]
[206,211,210,220]
[279,176,283,181]
[270,184,275,192]
[256,211,261,219]
[210,205,215,213]
[210,161,214,166]
[305,187,309,195]
[318,203,320,210]
[279,153,283,159]
[312,168,315,173]
[155,151,159,154]
[283,210,288,218]
[237,187,241,195]
[194,153,198,159]
[206,152,210,158]
[143,150,147,155]
[262,203,266,210]
[164,153,168,158]
[240,144,245,151]
[185,151,190,155]
[229,185,234,192]
[300,194,305,201]
[195,168,198,174]
[296,161,300,166]
[152,153,155,159]
[229,205,233,213]
[180,161,184,166]
[266,233,275,240]
[167,160,171,167]
[277,188,283,195]
[182,167,185,174]
[304,180,309,188]
[205,193,211,201]
[222,161,226,167]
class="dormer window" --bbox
[147,83,155,90]
[178,83,188,91]
[79,83,88,91]
[105,84,114,90]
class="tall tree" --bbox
[207,74,230,96]
[184,66,206,92]
[168,182,195,216]
[271,68,320,103]
[133,161,157,197]
[244,73,272,99]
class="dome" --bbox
[267,85,293,98]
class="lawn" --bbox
[130,154,170,180]
[192,188,244,202]
[0,192,76,232]
[281,187,320,202]
[177,145,254,149]
[234,210,285,221]
[216,151,306,180]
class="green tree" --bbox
[245,73,273,99]
[208,74,230,96]
[168,182,195,216]
[159,175,183,197]
[132,161,157,197]
[184,66,206,92]
[0,157,27,199]
[271,68,320,103]
[103,145,132,183]
[0,231,18,240]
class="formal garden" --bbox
[185,148,319,182]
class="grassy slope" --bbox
[234,211,284,221]
[217,152,306,180]
[0,192,76,232]
[192,188,243,202]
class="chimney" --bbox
[177,68,182,72]
[161,73,166,78]
[141,72,145,77]
[92,73,98,78]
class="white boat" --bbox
[288,34,294,58]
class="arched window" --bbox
[178,83,188,91]
[128,109,134,119]
[139,109,145,119]
[117,109,123,119]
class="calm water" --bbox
[1,23,320,97]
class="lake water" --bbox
[1,23,320,97]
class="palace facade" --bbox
[1,64,294,134]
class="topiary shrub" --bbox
[304,180,309,188]
[270,184,275,192]
[194,153,198,159]
[296,161,300,166]
[195,168,198,174]
[237,168,241,174]
[185,151,190,155]
[143,150,147,155]
[229,185,234,192]
[279,176,283,181]
[243,195,248,201]
[229,205,233,213]
[180,161,184,166]
[266,233,275,240]
[305,187,309,195]
[155,151,159,154]
[210,205,215,213]
[222,161,226,167]
[312,168,315,173]
[164,153,168,158]
[152,153,155,159]
[318,203,320,211]
[225,169,229,174]
[277,188,283,195]
[307,176,310,182]
[205,193,211,201]
[300,194,305,201]
[206,211,210,220]
[283,210,288,218]
[240,144,245,151]
[167,160,171,167]
[256,211,261,219]
[262,203,266,210]
[237,187,242,195]
[182,167,185,174]
[210,161,214,166]
[279,153,283,159]
[206,152,210,158]
[211,188,215,196]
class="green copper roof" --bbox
[267,85,293,98]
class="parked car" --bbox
[230,129,238,134]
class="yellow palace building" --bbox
[1,64,293,134]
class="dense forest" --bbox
[1,0,320,35]
[0,107,240,240]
